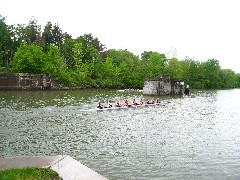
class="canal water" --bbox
[0,89,240,179]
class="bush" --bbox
[0,167,61,180]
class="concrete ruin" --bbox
[0,73,60,90]
[143,75,184,95]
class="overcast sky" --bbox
[1,0,239,73]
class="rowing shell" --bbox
[80,103,166,112]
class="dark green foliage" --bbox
[41,21,53,51]
[42,22,64,51]
[22,18,42,45]
[102,49,143,88]
[0,167,61,180]
[220,69,237,88]
[10,42,46,74]
[1,15,239,89]
[60,37,75,68]
[52,23,63,48]
[76,33,105,64]
[201,59,222,89]
[0,15,14,68]
[141,51,153,61]
[44,44,67,80]
[235,73,240,87]
[143,52,166,78]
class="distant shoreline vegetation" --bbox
[1,15,240,89]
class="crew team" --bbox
[97,98,160,109]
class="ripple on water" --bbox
[1,89,240,179]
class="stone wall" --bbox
[143,80,159,95]
[159,80,172,95]
[0,73,60,90]
[143,75,184,95]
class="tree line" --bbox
[1,15,240,89]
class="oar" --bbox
[154,105,160,108]
[178,98,183,106]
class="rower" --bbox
[151,98,155,104]
[97,101,103,109]
[108,102,113,108]
[115,100,121,107]
[146,98,150,104]
[124,100,129,106]
[132,99,139,105]
[140,99,144,105]
[156,98,160,103]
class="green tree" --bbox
[44,44,67,81]
[108,49,140,88]
[76,34,106,83]
[141,51,153,61]
[181,58,206,88]
[72,42,84,70]
[0,15,13,69]
[76,33,105,63]
[98,56,119,87]
[236,73,240,87]
[70,42,92,86]
[60,37,75,68]
[202,59,221,88]
[10,42,46,74]
[8,23,25,61]
[52,23,63,48]
[148,52,166,77]
[42,21,53,51]
[165,57,183,79]
[22,18,42,45]
[220,69,237,88]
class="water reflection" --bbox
[1,89,240,179]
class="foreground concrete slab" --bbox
[0,155,108,180]
[51,155,107,180]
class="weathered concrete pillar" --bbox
[143,75,184,95]
[0,73,58,90]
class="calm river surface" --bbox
[1,89,240,179]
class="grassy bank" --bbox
[0,167,61,180]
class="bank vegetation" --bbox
[1,15,240,89]
[0,167,61,180]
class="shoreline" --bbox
[0,155,107,180]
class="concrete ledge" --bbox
[0,155,107,180]
[51,155,107,180]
